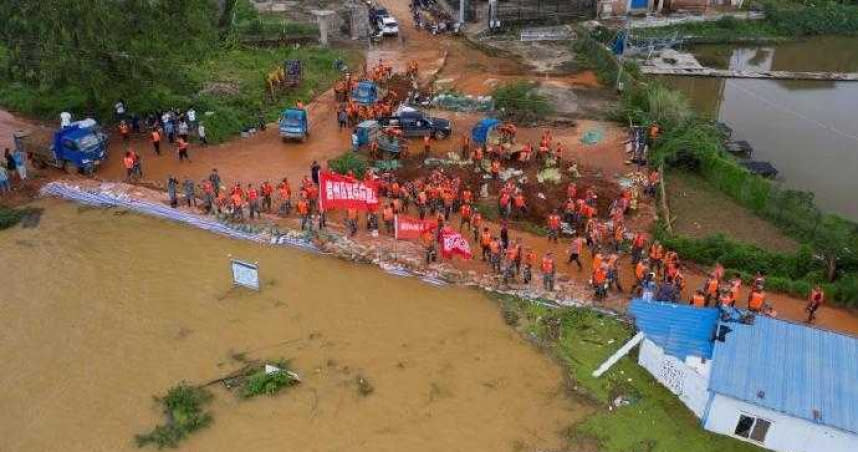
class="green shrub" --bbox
[135,384,214,449]
[491,81,554,122]
[764,0,858,36]
[0,206,26,230]
[241,362,299,398]
[328,152,369,179]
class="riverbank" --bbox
[632,1,858,44]
[575,25,858,306]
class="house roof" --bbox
[628,299,720,360]
[709,316,858,435]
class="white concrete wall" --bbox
[638,338,710,418]
[704,395,858,452]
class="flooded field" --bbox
[662,36,858,221]
[0,199,586,452]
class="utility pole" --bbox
[459,0,465,24]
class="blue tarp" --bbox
[471,118,501,145]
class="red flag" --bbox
[440,229,472,260]
[394,215,437,240]
[319,171,380,211]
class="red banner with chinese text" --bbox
[394,215,437,240]
[318,171,380,211]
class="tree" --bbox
[811,215,857,282]
[0,0,219,115]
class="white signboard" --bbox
[231,259,260,291]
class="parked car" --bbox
[378,112,451,139]
[376,16,399,36]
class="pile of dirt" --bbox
[384,74,416,105]
[388,154,625,230]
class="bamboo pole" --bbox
[659,163,673,234]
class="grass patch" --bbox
[497,295,763,452]
[188,46,358,143]
[240,360,300,399]
[0,206,27,230]
[135,384,214,449]
[328,151,370,179]
[492,81,554,123]
[633,16,781,43]
[666,170,798,252]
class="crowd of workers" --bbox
[334,61,402,128]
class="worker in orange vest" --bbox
[479,227,492,262]
[541,252,556,291]
[513,192,527,218]
[151,128,161,155]
[382,203,395,235]
[489,237,502,273]
[177,137,190,162]
[122,151,135,181]
[422,229,436,265]
[505,242,520,274]
[260,181,274,212]
[230,191,244,220]
[748,288,766,313]
[691,290,706,308]
[459,203,472,232]
[277,178,292,215]
[631,259,649,296]
[296,198,310,230]
[247,184,260,219]
[471,210,483,242]
[547,211,562,243]
[592,264,608,299]
[806,285,825,323]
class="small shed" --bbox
[628,299,720,417]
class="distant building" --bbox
[628,300,858,452]
[599,0,746,17]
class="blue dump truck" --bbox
[278,108,309,142]
[351,80,380,106]
[13,118,109,174]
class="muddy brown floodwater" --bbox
[0,199,587,452]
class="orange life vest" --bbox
[692,294,705,307]
[541,257,554,273]
[749,291,765,310]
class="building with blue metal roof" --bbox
[623,300,858,452]
[702,315,858,452]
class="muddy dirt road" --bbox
[0,199,586,452]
